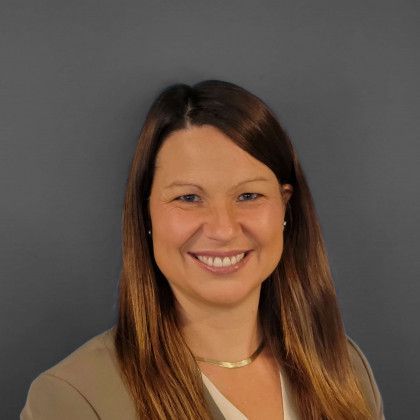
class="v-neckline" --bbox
[201,367,295,419]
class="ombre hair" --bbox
[115,80,373,419]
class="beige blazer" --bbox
[20,328,384,419]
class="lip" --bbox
[187,250,252,275]
[188,249,251,258]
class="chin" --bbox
[194,282,262,308]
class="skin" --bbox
[148,124,293,418]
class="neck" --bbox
[176,288,263,362]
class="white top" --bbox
[201,367,299,420]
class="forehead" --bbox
[154,125,276,183]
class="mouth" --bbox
[187,250,252,275]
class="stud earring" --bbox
[148,230,151,235]
[283,221,287,226]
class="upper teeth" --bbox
[196,253,245,267]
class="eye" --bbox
[238,192,262,201]
[175,194,201,203]
[174,192,262,203]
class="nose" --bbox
[202,201,240,241]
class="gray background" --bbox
[1,1,419,418]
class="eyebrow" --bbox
[164,176,271,191]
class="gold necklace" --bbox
[194,341,265,369]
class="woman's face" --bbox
[149,125,292,309]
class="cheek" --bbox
[251,203,285,239]
[151,206,198,256]
[251,205,285,268]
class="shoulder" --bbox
[21,327,137,420]
[346,336,385,419]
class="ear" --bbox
[281,183,293,205]
[146,196,152,230]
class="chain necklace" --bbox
[194,341,265,369]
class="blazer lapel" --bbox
[203,385,226,420]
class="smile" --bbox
[195,253,245,267]
[188,251,252,274]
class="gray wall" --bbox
[2,1,419,418]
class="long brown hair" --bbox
[115,80,372,419]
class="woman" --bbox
[21,80,384,419]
